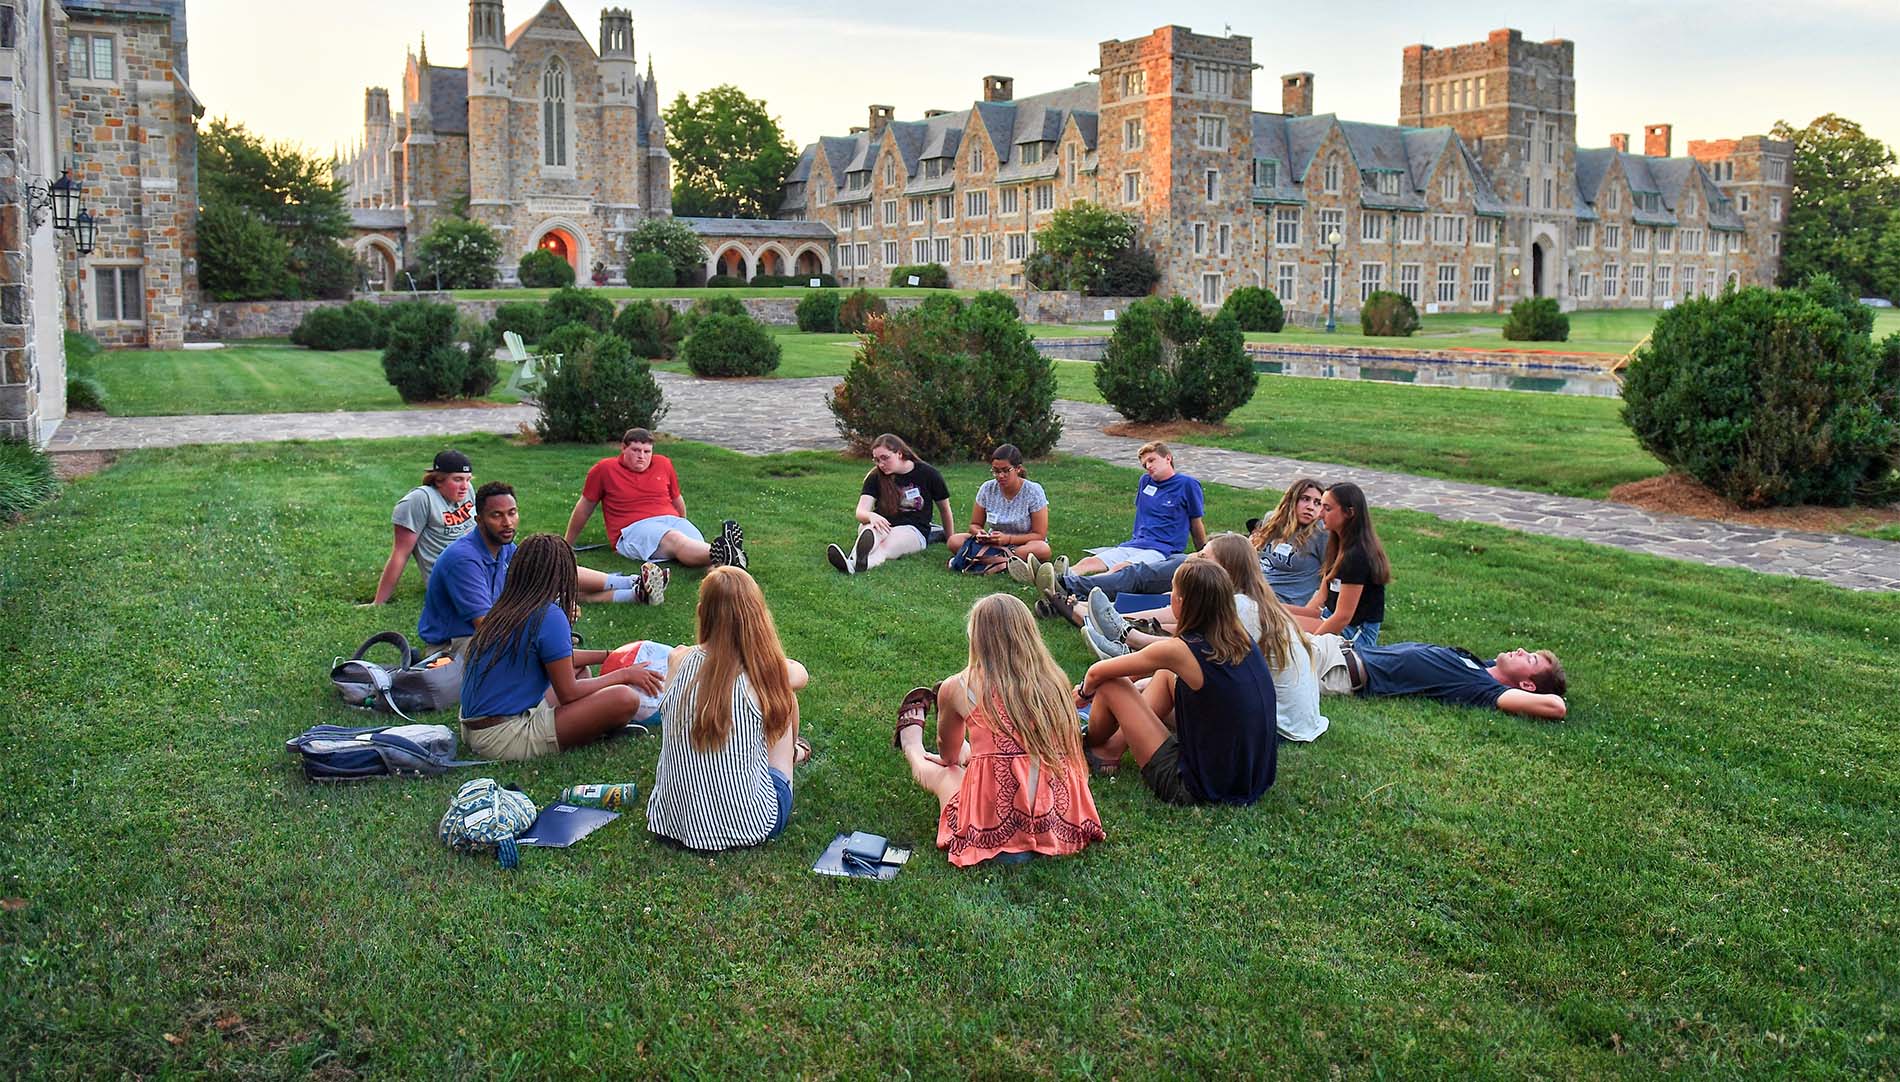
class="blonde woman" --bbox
[894,593,1106,867]
[647,567,811,851]
[1248,478,1328,605]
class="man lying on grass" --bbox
[1309,635,1569,719]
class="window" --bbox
[838,245,853,269]
[1363,171,1400,197]
[1739,193,1751,213]
[1197,116,1226,150]
[980,234,993,261]
[1192,63,1231,98]
[1323,158,1342,193]
[856,242,869,268]
[1316,209,1344,247]
[1632,226,1649,252]
[1770,233,1780,255]
[1435,263,1458,303]
[1606,187,1621,213]
[879,240,895,265]
[937,194,954,221]
[1683,228,1701,254]
[1322,262,1338,305]
[848,171,869,191]
[1398,263,1421,303]
[1204,169,1221,204]
[913,238,931,263]
[1770,195,1782,220]
[882,200,897,226]
[1605,224,1621,249]
[1629,264,1647,298]
[1122,171,1141,204]
[1216,224,1230,257]
[1685,193,1698,217]
[1476,75,1487,105]
[1066,144,1077,185]
[92,265,142,323]
[1192,222,1207,256]
[924,158,947,179]
[883,158,895,185]
[68,32,114,80]
[1200,272,1224,306]
[965,189,989,218]
[1274,207,1300,246]
[1680,265,1694,299]
[839,209,851,232]
[1655,265,1672,298]
[1254,159,1278,187]
[1729,232,1741,253]
[1471,264,1493,304]
[1359,262,1384,301]
[1006,232,1028,261]
[1123,117,1144,151]
[1431,214,1465,245]
[1603,264,1619,298]
[1033,184,1053,212]
[1577,221,1594,248]
[1361,213,1385,243]
[970,146,986,174]
[1542,177,1554,210]
[933,237,951,263]
[1578,271,1593,299]
[1018,142,1043,165]
[1399,214,1423,243]
[1473,218,1495,246]
[542,58,569,167]
[1703,268,1717,295]
[1657,228,1674,253]
[857,205,871,228]
[1440,172,1458,201]
[1122,70,1146,97]
[961,235,975,263]
[1276,262,1296,303]
[999,187,1019,215]
[908,197,926,224]
[1766,158,1786,183]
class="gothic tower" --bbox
[598,6,642,267]
[466,1,512,239]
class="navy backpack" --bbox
[285,723,489,781]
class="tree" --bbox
[412,216,502,290]
[196,201,295,301]
[197,118,353,299]
[622,217,704,284]
[664,85,798,218]
[1771,114,1900,297]
[1030,202,1156,296]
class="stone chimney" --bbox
[1610,133,1629,153]
[983,75,1014,103]
[868,104,894,140]
[1644,123,1673,157]
[1282,72,1314,117]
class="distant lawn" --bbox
[452,286,969,301]
[75,344,522,417]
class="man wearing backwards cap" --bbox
[369,449,479,605]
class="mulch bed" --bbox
[1609,472,1900,534]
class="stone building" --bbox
[1,0,70,443]
[780,24,1790,318]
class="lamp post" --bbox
[1325,229,1342,333]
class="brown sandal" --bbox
[794,737,813,765]
[894,686,936,748]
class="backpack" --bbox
[331,631,462,721]
[439,777,539,869]
[284,723,490,781]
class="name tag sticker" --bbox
[1273,543,1294,557]
[1462,657,1481,669]
[1142,485,1158,497]
[1330,579,1343,591]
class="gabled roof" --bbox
[506,0,596,57]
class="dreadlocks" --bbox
[466,534,579,678]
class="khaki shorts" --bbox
[427,635,472,659]
[1308,633,1357,695]
[461,699,559,761]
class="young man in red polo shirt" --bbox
[563,428,747,582]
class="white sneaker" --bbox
[639,562,668,605]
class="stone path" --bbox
[45,371,1900,591]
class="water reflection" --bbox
[1251,356,1620,397]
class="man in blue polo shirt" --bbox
[419,481,519,655]
[1309,636,1570,720]
[1037,441,1203,615]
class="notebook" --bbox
[516,803,619,848]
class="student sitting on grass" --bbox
[647,567,811,852]
[1058,440,1205,580]
[826,433,954,575]
[1078,559,1278,806]
[894,593,1106,867]
[944,444,1052,575]
[563,427,749,574]
[1078,532,1265,650]
[1247,477,1329,606]
[456,535,665,762]
[370,449,474,606]
[1285,482,1388,647]
[1308,636,1569,720]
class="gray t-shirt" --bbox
[974,478,1049,536]
[1260,526,1328,606]
[392,485,475,577]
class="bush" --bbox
[1621,279,1900,508]
[1222,286,1286,332]
[197,202,295,301]
[542,286,614,335]
[457,313,500,397]
[66,374,106,412]
[753,273,839,288]
[623,217,708,285]
[1097,245,1161,297]
[518,248,575,289]
[1096,296,1257,424]
[490,301,546,344]
[536,332,669,443]
[612,299,681,360]
[0,439,59,520]
[706,274,746,288]
[381,302,467,402]
[795,290,842,333]
[887,263,950,289]
[626,251,676,288]
[290,305,382,350]
[1502,297,1570,341]
[970,291,1019,320]
[829,296,1061,461]
[412,216,502,290]
[1359,291,1420,337]
[676,294,748,338]
[539,322,601,366]
[64,331,102,368]
[680,313,782,377]
[839,289,888,334]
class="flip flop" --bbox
[894,686,936,748]
[1084,747,1120,777]
[794,737,813,765]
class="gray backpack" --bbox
[331,631,462,721]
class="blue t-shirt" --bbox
[418,530,514,645]
[1126,472,1204,555]
[460,603,574,718]
[1358,643,1507,709]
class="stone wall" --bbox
[1017,291,1147,324]
[1,0,70,444]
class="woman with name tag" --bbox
[1286,482,1389,647]
[826,433,954,575]
[945,443,1053,574]
[1248,477,1329,605]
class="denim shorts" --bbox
[765,767,794,839]
[1320,608,1382,648]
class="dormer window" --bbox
[924,158,947,179]
[1363,170,1400,196]
[847,170,870,191]
[1018,141,1046,165]
[542,58,568,167]
[1253,159,1278,187]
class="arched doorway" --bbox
[352,235,400,292]
[794,248,826,276]
[714,246,748,279]
[1531,241,1548,298]
[756,247,786,278]
[536,228,577,270]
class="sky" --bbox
[189,0,1899,157]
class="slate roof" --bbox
[679,217,835,240]
[1573,149,1742,229]
[428,66,469,135]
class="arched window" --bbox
[543,58,568,167]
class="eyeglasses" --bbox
[990,465,1014,475]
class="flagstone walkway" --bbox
[46,371,1900,591]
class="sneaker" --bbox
[1082,622,1129,660]
[1087,588,1131,643]
[826,543,853,574]
[1024,553,1042,586]
[1051,555,1070,580]
[708,535,730,566]
[1034,560,1057,594]
[1006,555,1034,584]
[721,519,748,570]
[639,562,669,605]
[851,525,876,572]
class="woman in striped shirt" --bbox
[646,567,810,851]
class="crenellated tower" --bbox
[599,6,643,238]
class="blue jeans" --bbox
[1322,607,1382,648]
[1058,553,1186,602]
[765,767,793,839]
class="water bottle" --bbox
[556,782,639,811]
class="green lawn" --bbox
[73,344,523,416]
[2,436,1893,1076]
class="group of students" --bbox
[365,432,1570,866]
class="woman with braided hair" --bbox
[457,534,664,761]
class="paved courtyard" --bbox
[46,371,1900,592]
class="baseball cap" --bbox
[432,450,473,474]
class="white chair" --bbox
[502,330,559,403]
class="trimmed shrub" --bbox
[838,289,887,334]
[457,314,500,397]
[490,301,546,344]
[753,273,839,288]
[706,274,747,288]
[612,299,681,360]
[1222,286,1286,332]
[1502,297,1570,341]
[412,216,501,290]
[381,302,466,402]
[1096,296,1257,424]
[676,294,748,338]
[969,291,1019,320]
[680,313,782,378]
[542,286,614,334]
[0,439,59,520]
[518,248,575,289]
[888,263,950,289]
[290,304,384,350]
[1621,280,1900,508]
[539,322,601,367]
[795,290,842,333]
[1359,290,1420,337]
[830,293,1061,461]
[1098,245,1161,297]
[536,331,669,443]
[626,251,676,288]
[66,374,107,412]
